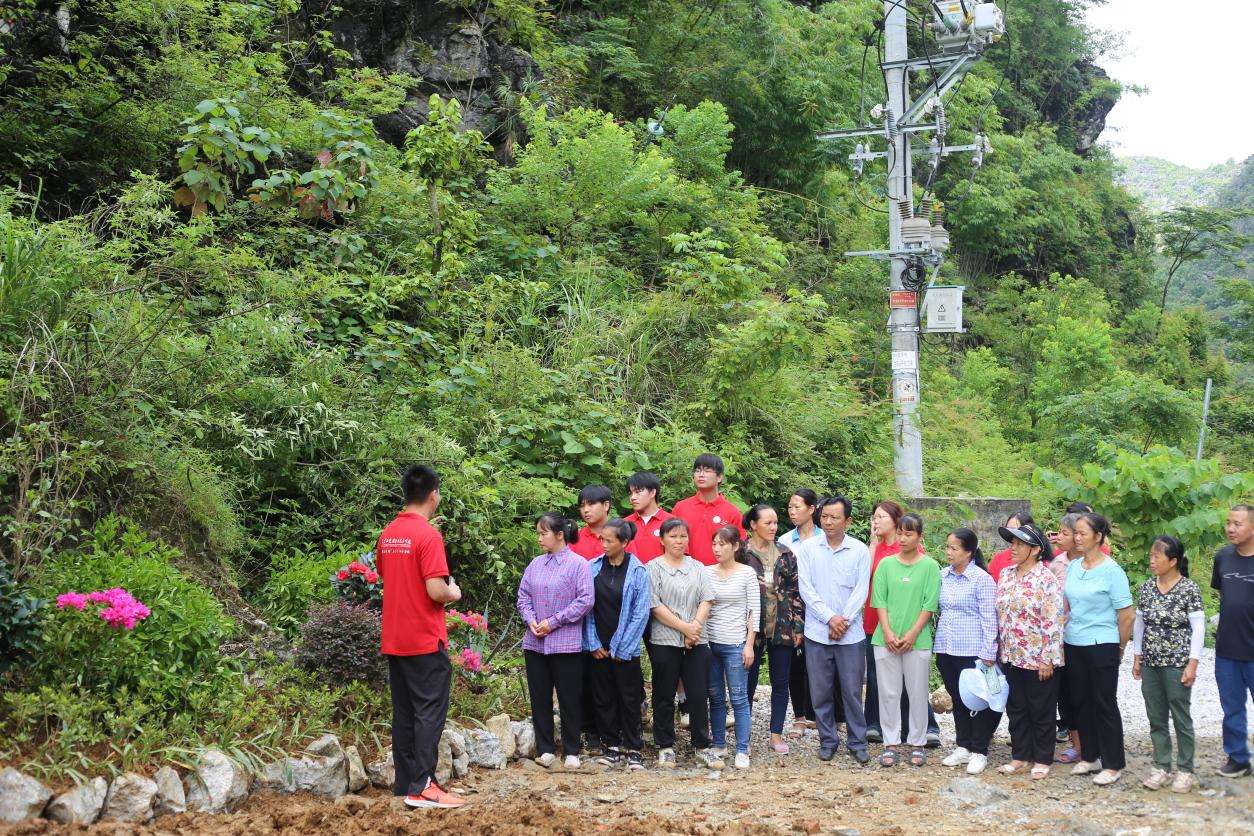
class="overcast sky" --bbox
[1084,0,1253,168]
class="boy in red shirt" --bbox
[671,454,744,566]
[623,471,672,563]
[377,465,465,809]
[572,484,612,559]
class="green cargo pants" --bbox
[1141,664,1195,773]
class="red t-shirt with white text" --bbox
[671,493,744,566]
[377,512,449,656]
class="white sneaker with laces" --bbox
[942,747,971,767]
[1142,768,1170,790]
[1170,771,1195,793]
[657,748,676,769]
[695,749,725,770]
[564,755,581,771]
[536,753,556,768]
[966,754,988,775]
[734,753,750,770]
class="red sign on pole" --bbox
[889,291,917,309]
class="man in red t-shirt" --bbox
[623,471,672,563]
[571,484,611,559]
[671,454,744,566]
[377,465,465,809]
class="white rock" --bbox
[444,727,467,758]
[153,766,185,817]
[512,720,537,760]
[366,749,394,790]
[0,768,52,823]
[184,749,251,813]
[101,773,158,822]
[453,750,470,778]
[435,734,454,784]
[46,776,107,824]
[464,728,506,769]
[485,714,515,760]
[345,745,368,793]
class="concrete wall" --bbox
[907,496,1033,554]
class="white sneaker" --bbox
[1170,771,1195,793]
[725,714,735,728]
[536,753,556,768]
[1142,768,1170,790]
[657,748,676,769]
[679,714,691,729]
[695,749,725,770]
[966,754,988,775]
[942,747,971,767]
[734,753,750,769]
[1070,760,1101,776]
[709,746,728,758]
[1093,769,1121,786]
[564,755,582,771]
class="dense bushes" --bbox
[0,564,43,674]
[296,601,385,685]
[260,542,365,635]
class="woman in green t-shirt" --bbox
[871,513,941,767]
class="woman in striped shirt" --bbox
[705,525,760,769]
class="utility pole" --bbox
[818,1,1004,496]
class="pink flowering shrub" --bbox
[446,609,490,680]
[56,588,152,630]
[331,552,382,609]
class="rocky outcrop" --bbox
[321,0,540,152]
[101,773,158,823]
[184,749,251,813]
[259,734,349,799]
[0,769,52,823]
[45,777,108,825]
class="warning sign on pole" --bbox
[889,291,917,309]
[891,350,917,372]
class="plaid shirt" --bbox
[517,547,593,654]
[934,563,998,660]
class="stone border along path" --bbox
[1,651,1251,832]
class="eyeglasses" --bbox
[693,467,717,475]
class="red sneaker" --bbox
[405,781,466,809]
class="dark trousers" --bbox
[789,642,815,721]
[1005,663,1061,765]
[580,651,599,745]
[388,650,451,796]
[591,655,646,752]
[650,642,712,750]
[1057,659,1077,732]
[864,637,938,735]
[524,650,583,757]
[1066,642,1125,769]
[936,653,1001,755]
[805,638,869,753]
[745,641,796,735]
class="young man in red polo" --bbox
[623,471,672,563]
[671,453,744,566]
[571,484,612,559]
[377,465,465,809]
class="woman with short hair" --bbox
[744,503,804,754]
[1053,512,1082,764]
[779,489,820,735]
[1132,535,1204,793]
[1065,513,1135,786]
[583,518,653,771]
[518,512,594,770]
[995,522,1065,779]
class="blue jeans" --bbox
[708,641,752,754]
[1216,655,1254,765]
[746,641,796,735]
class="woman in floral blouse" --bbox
[1131,535,1205,793]
[995,523,1065,779]
[743,503,805,754]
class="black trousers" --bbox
[388,650,451,796]
[591,655,646,752]
[1004,664,1061,765]
[936,653,1001,755]
[789,641,816,721]
[524,650,583,757]
[650,642,712,751]
[580,651,600,745]
[1066,642,1125,770]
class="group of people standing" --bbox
[374,460,1254,810]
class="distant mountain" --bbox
[1117,156,1242,213]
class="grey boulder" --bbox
[345,745,368,792]
[485,714,515,760]
[465,728,505,769]
[366,749,394,790]
[259,734,348,799]
[46,776,108,824]
[153,765,186,816]
[0,768,52,823]
[512,720,537,760]
[435,734,454,784]
[185,749,251,813]
[101,773,158,823]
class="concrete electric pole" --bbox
[818,0,1004,496]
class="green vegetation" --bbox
[0,0,1248,777]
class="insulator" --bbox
[898,199,914,220]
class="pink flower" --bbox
[364,571,378,584]
[458,647,483,673]
[56,592,89,610]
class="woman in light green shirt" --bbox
[871,513,941,767]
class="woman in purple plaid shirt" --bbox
[518,512,594,770]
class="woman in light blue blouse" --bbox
[1065,513,1135,786]
[934,527,1000,775]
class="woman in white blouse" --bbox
[705,525,760,769]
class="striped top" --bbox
[703,563,760,646]
[648,555,715,648]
